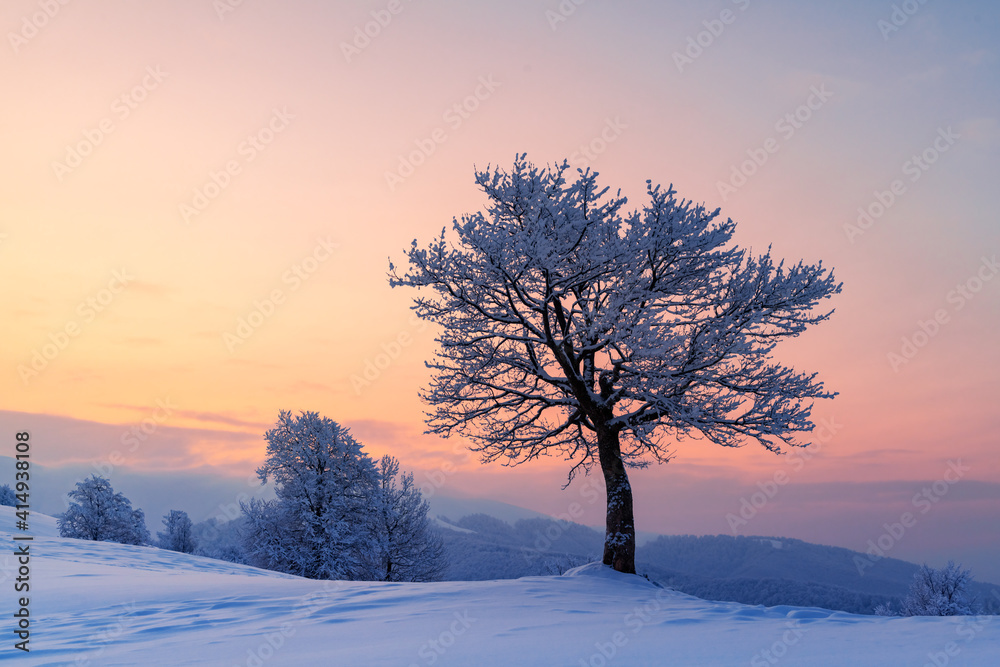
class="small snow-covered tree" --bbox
[0,484,16,507]
[363,455,445,582]
[873,602,895,617]
[389,155,841,574]
[157,509,196,553]
[898,562,981,616]
[58,475,150,545]
[241,411,379,580]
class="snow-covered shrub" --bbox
[896,562,981,616]
[873,602,895,616]
[0,484,16,507]
[58,475,150,545]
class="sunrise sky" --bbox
[2,0,998,579]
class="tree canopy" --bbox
[390,155,841,573]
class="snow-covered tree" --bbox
[241,411,379,580]
[157,509,196,553]
[363,455,445,582]
[0,484,16,507]
[58,475,150,545]
[897,562,981,616]
[389,155,841,574]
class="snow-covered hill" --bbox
[3,508,998,666]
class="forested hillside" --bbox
[435,516,1000,615]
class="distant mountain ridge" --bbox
[430,504,1000,615]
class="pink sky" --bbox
[2,1,998,579]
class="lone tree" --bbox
[389,155,840,574]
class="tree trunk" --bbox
[597,426,636,574]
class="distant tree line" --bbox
[50,410,445,584]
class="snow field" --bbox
[2,509,998,666]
